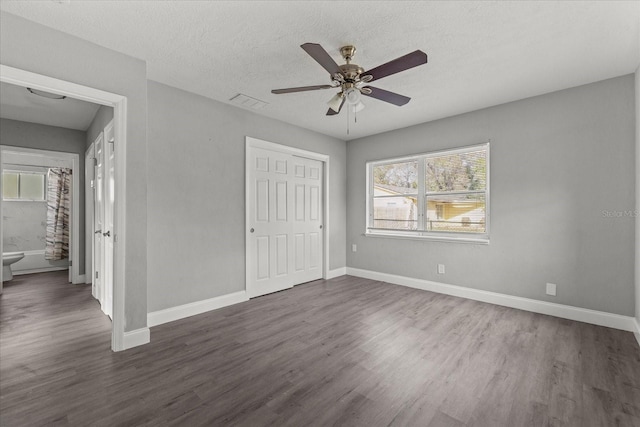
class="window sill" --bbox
[364,231,489,245]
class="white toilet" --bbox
[3,252,25,281]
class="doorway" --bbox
[1,147,81,283]
[245,137,330,298]
[0,64,128,351]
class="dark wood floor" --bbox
[1,272,639,426]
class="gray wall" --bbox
[3,202,47,252]
[347,75,636,316]
[86,105,114,149]
[147,81,346,312]
[1,12,148,331]
[0,119,86,271]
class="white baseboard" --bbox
[327,267,347,280]
[12,249,69,275]
[148,290,248,327]
[14,266,68,276]
[634,318,640,348]
[123,327,150,350]
[346,267,637,333]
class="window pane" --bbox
[425,194,486,233]
[2,172,19,199]
[373,196,418,230]
[425,149,486,192]
[373,160,418,193]
[20,173,45,200]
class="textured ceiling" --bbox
[0,81,100,131]
[1,1,638,141]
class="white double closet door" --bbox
[247,146,324,298]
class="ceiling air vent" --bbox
[229,94,268,110]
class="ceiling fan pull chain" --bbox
[347,106,350,135]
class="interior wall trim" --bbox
[634,318,640,348]
[147,290,248,327]
[123,327,150,350]
[346,267,638,334]
[327,267,347,279]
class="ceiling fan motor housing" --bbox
[338,64,364,81]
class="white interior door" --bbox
[103,122,115,319]
[85,143,95,293]
[290,156,324,284]
[247,146,324,298]
[94,133,105,312]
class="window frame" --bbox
[366,142,490,244]
[2,169,47,202]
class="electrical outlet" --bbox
[352,244,357,252]
[437,264,445,274]
[546,283,557,296]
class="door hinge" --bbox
[93,158,98,166]
[90,179,95,188]
[95,271,99,279]
[69,260,72,266]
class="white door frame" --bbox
[0,64,129,352]
[0,146,81,283]
[245,136,331,294]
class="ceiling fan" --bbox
[272,43,428,116]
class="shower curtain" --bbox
[45,168,72,261]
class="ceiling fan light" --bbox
[26,87,66,100]
[327,93,343,112]
[345,88,361,104]
[352,101,365,113]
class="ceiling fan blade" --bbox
[272,85,333,94]
[326,97,345,116]
[301,43,342,76]
[362,86,411,106]
[364,50,427,82]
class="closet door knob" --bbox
[95,230,102,234]
[103,231,111,237]
[250,228,255,233]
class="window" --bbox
[367,143,489,243]
[2,171,46,201]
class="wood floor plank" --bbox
[1,271,639,426]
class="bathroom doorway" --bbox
[0,65,128,351]
[1,146,81,284]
